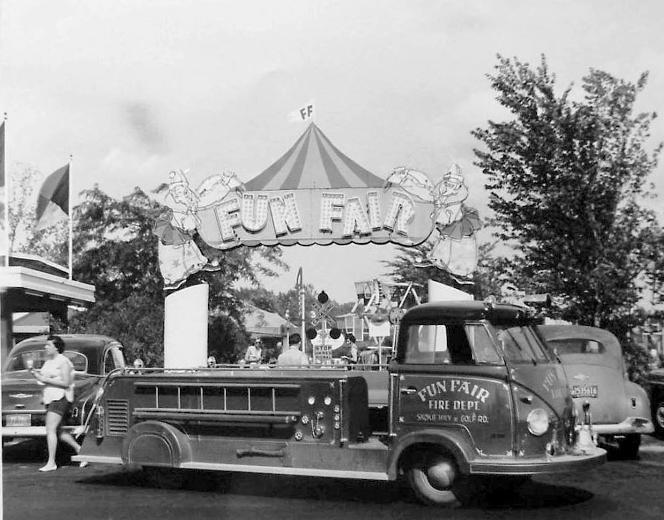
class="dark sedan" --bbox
[646,368,664,438]
[2,334,126,441]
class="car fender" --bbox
[387,428,476,480]
[121,421,192,467]
[624,380,652,417]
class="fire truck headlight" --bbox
[527,409,550,436]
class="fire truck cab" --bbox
[75,301,605,506]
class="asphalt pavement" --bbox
[3,436,664,520]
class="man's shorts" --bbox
[46,396,72,417]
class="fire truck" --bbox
[74,301,605,506]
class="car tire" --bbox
[405,449,480,507]
[617,434,641,459]
[654,401,664,440]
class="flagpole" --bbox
[68,154,73,280]
[3,112,8,268]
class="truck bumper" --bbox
[593,417,654,435]
[468,448,606,476]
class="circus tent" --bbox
[245,123,385,191]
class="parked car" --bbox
[537,325,653,458]
[2,334,126,441]
[645,368,664,439]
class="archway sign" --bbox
[155,123,481,293]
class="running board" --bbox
[179,461,390,480]
[73,455,124,465]
[72,455,391,480]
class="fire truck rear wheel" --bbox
[406,450,464,507]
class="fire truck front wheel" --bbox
[406,449,467,507]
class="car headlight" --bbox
[527,408,550,436]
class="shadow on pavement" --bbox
[476,479,594,510]
[2,438,78,467]
[75,467,594,509]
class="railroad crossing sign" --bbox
[310,291,336,328]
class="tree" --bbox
[69,185,285,365]
[473,55,662,333]
[208,313,249,364]
[383,242,506,302]
[7,163,67,265]
[235,286,279,313]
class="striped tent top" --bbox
[245,123,384,191]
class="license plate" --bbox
[570,385,598,398]
[5,414,31,427]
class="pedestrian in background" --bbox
[244,338,263,364]
[277,334,309,366]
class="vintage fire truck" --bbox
[74,301,605,506]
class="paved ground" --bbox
[3,436,664,520]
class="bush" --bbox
[622,338,651,386]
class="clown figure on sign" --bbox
[426,164,481,278]
[385,163,481,278]
[154,170,211,290]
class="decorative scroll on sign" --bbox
[154,123,481,290]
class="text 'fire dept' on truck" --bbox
[74,301,605,506]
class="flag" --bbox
[287,100,315,123]
[35,163,69,230]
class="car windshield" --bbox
[493,325,550,364]
[4,349,89,373]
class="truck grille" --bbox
[105,399,129,435]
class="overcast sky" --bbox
[1,0,663,302]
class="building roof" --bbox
[0,266,95,310]
[245,305,296,338]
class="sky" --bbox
[1,0,663,303]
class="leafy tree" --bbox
[237,283,353,330]
[641,224,664,308]
[235,286,279,313]
[7,163,67,265]
[473,55,662,335]
[208,313,249,364]
[383,241,506,302]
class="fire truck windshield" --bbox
[493,325,550,364]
